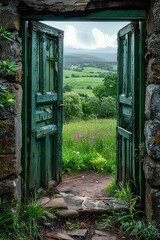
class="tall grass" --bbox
[62,118,116,174]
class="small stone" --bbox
[46,212,55,220]
[83,200,96,208]
[69,229,88,237]
[56,209,79,219]
[37,197,50,206]
[56,232,74,240]
[96,201,108,209]
[42,198,68,209]
[113,203,128,210]
[92,237,119,240]
[95,230,111,236]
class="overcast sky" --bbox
[42,21,129,50]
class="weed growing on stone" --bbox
[97,182,160,240]
[103,178,117,195]
[62,118,116,174]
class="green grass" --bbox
[62,118,116,174]
[64,66,109,91]
[64,66,109,77]
[0,199,50,239]
[64,76,103,89]
[73,88,94,97]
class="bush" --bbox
[88,97,116,119]
[99,96,116,118]
[63,92,83,122]
[63,84,73,93]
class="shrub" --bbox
[63,92,83,122]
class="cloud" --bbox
[92,28,117,48]
[64,25,96,49]
[64,25,117,49]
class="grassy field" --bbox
[64,65,117,97]
[73,88,94,97]
[62,118,116,174]
[64,66,109,77]
[64,76,103,88]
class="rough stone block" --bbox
[0,153,21,180]
[147,2,160,35]
[0,8,20,30]
[145,120,160,159]
[0,0,21,5]
[22,0,89,11]
[0,117,22,155]
[0,34,22,62]
[148,33,160,58]
[145,84,160,120]
[0,177,21,202]
[145,182,160,223]
[147,58,160,83]
[143,156,160,187]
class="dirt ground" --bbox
[56,171,112,198]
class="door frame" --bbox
[21,10,146,198]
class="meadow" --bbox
[62,118,116,174]
[64,65,117,97]
[64,67,105,89]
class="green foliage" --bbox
[0,19,18,112]
[63,92,83,122]
[0,84,16,110]
[0,200,50,239]
[0,26,14,41]
[63,84,73,93]
[114,181,139,205]
[121,220,160,240]
[63,119,116,174]
[99,96,116,118]
[88,96,116,118]
[96,182,160,240]
[88,97,101,116]
[92,85,107,99]
[92,73,117,99]
[81,99,93,120]
[104,178,117,195]
[0,59,19,77]
[103,73,117,98]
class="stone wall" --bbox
[144,0,160,223]
[0,2,22,202]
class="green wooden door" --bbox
[117,22,141,189]
[28,21,63,192]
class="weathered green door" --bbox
[27,21,63,192]
[117,22,143,190]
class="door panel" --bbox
[28,21,63,192]
[117,23,139,186]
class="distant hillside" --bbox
[64,52,117,69]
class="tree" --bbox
[63,84,73,93]
[92,85,107,99]
[99,96,116,118]
[63,92,83,122]
[103,73,117,98]
[92,73,117,99]
[88,96,116,119]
